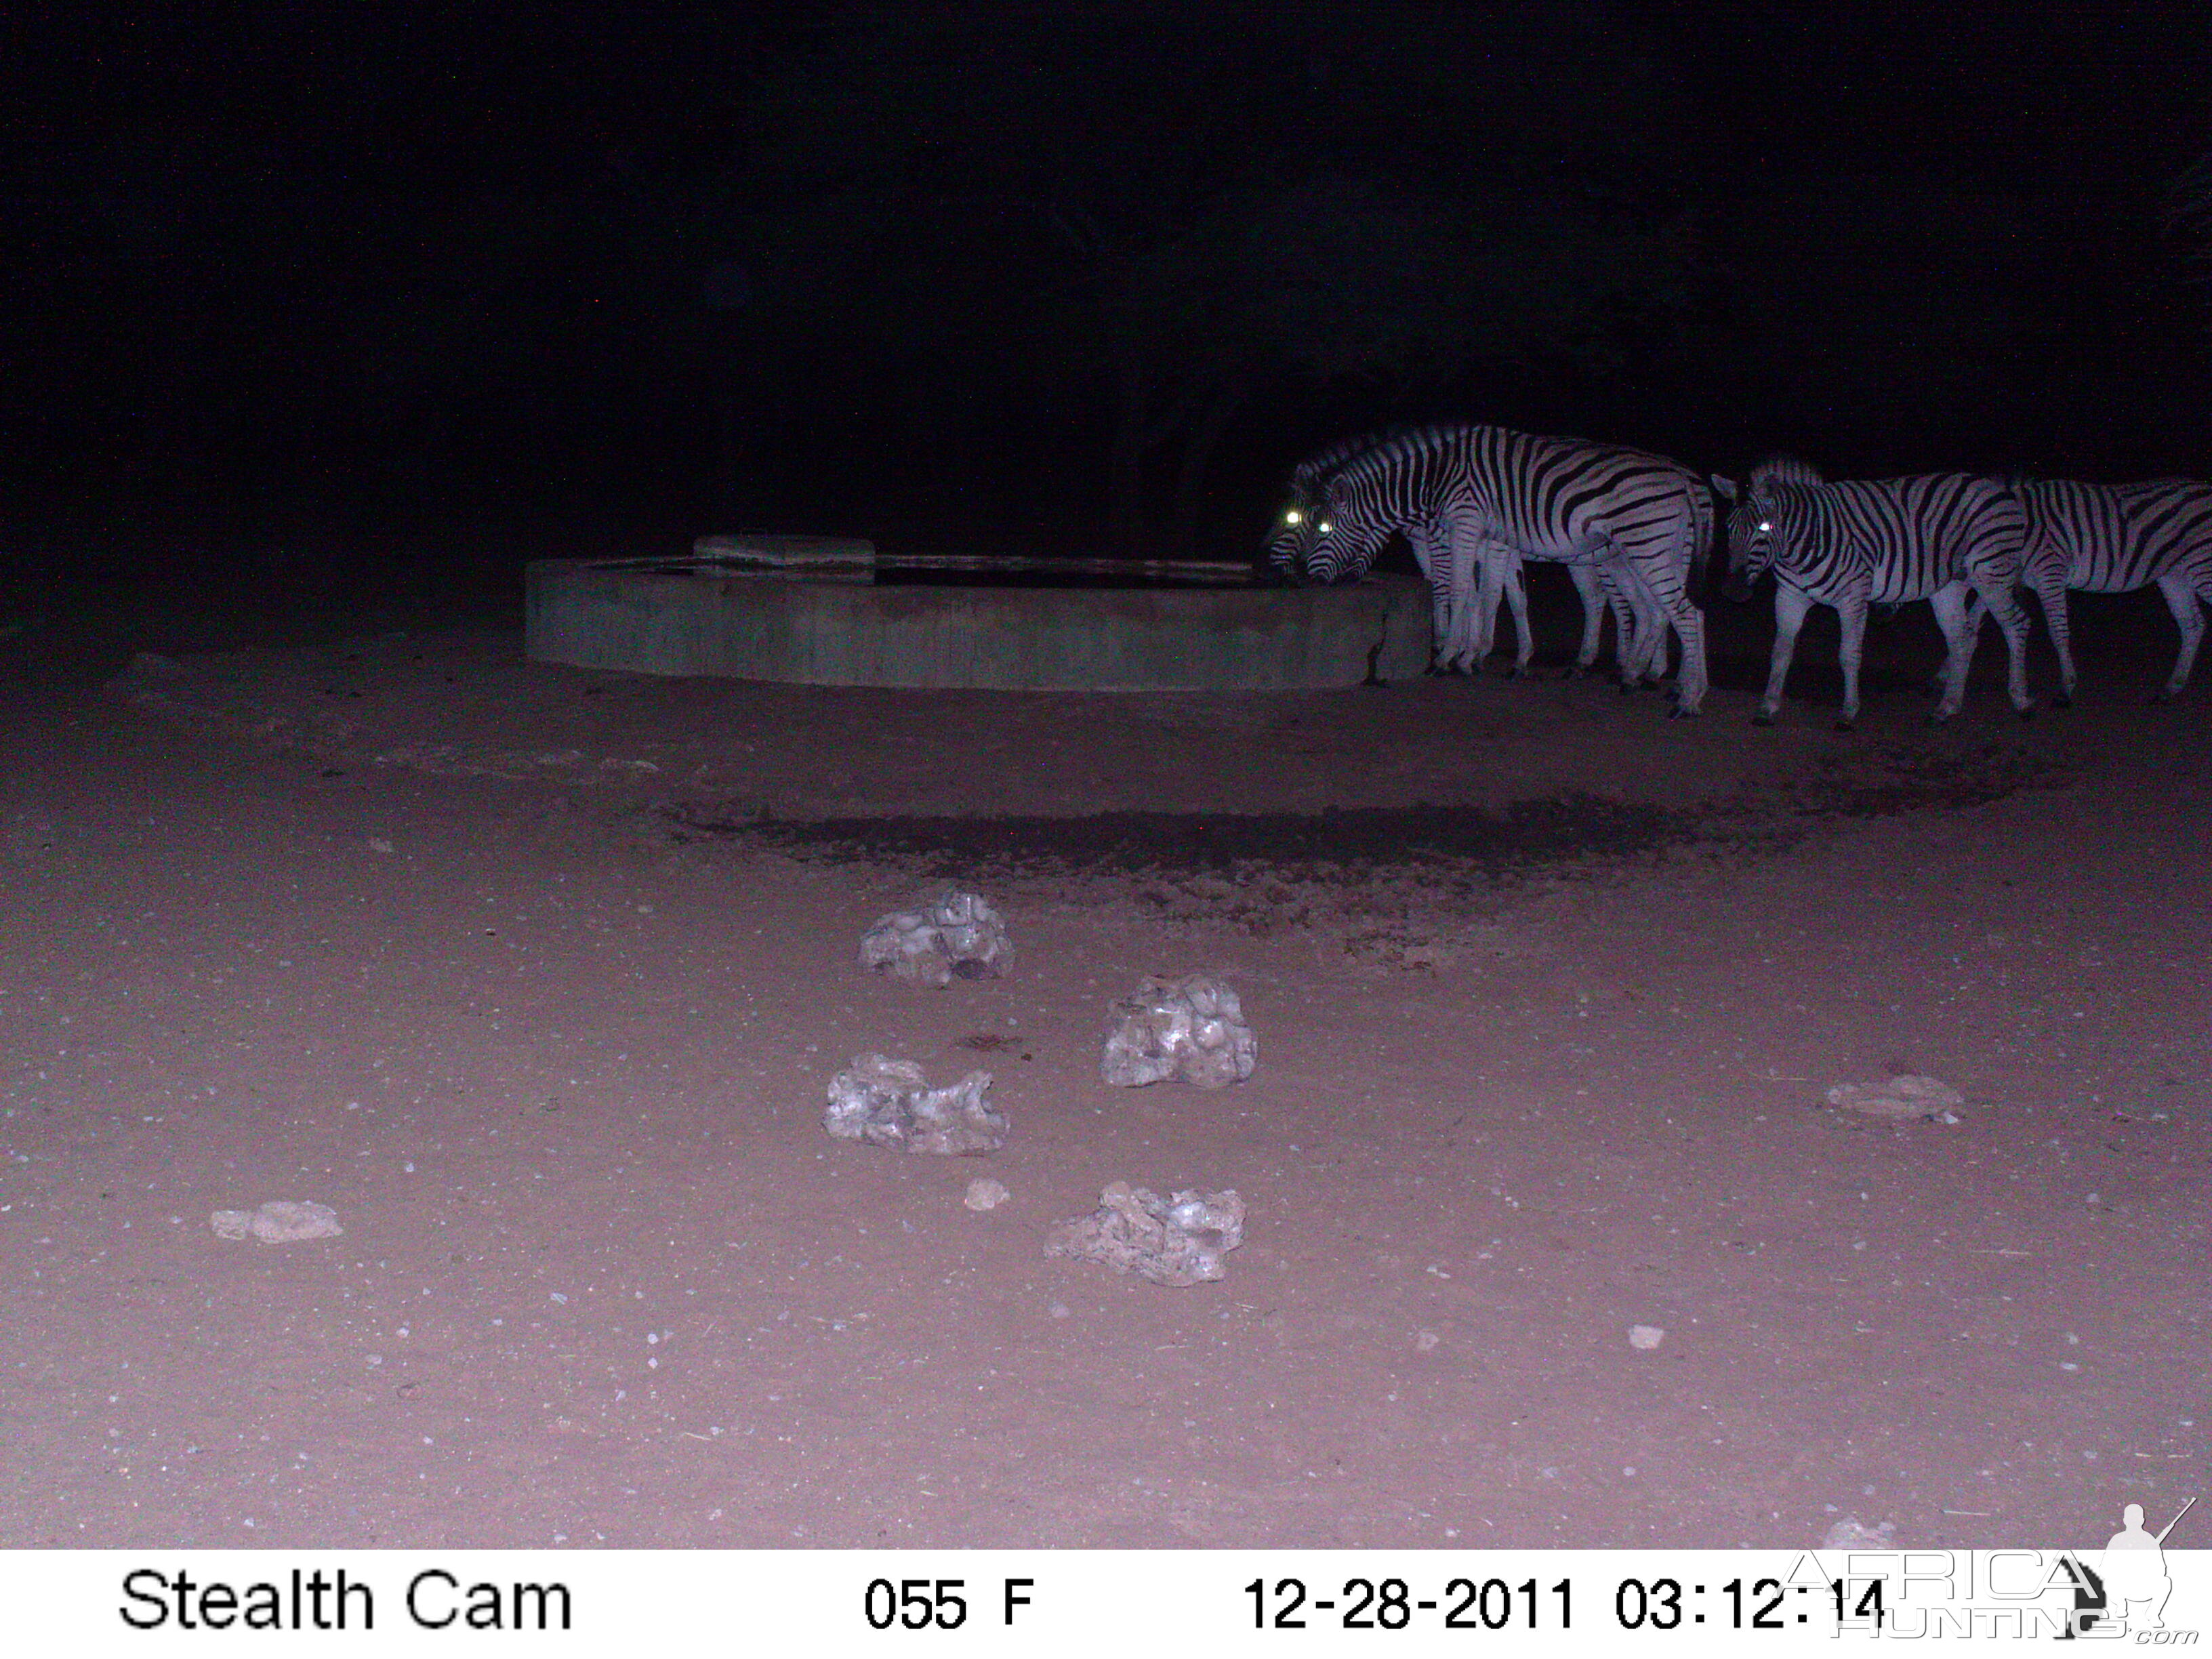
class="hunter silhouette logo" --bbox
[2085,1496,2196,1635]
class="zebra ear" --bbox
[1711,474,1738,502]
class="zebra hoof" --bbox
[1750,710,1776,728]
[2015,705,2035,722]
[1667,703,1698,721]
[2152,689,2175,706]
[2052,690,2073,709]
[1834,717,1856,733]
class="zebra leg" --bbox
[1970,576,2036,716]
[1933,596,1985,696]
[1622,571,1671,690]
[2152,573,2207,701]
[1608,568,1661,693]
[1661,590,1706,718]
[1834,592,1869,730]
[1410,536,1454,674]
[1490,545,1535,676]
[1460,544,1510,675]
[1433,522,1486,672]
[1565,562,1605,676]
[1631,586,1669,683]
[1757,584,1812,724]
[1927,582,1974,722]
[2033,578,2077,707]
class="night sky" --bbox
[7,1,2208,584]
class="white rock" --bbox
[860,889,1011,987]
[1821,1517,1898,1549]
[1628,1324,1666,1351]
[1046,1181,1245,1286]
[1824,1073,1965,1121]
[823,1054,1007,1154]
[964,1178,1011,1212]
[211,1200,343,1244]
[1101,973,1257,1089]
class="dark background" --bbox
[6,1,2209,605]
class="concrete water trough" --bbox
[525,535,1431,692]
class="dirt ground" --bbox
[0,581,2204,1551]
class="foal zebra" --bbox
[1277,425,1713,714]
[1714,459,2034,728]
[1968,477,2212,703]
[1264,430,1645,680]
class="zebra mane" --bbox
[1288,427,1414,491]
[1749,455,1823,489]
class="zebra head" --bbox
[1264,434,1381,583]
[1261,488,1331,585]
[1294,493,1366,585]
[1714,457,1822,600]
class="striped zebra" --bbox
[1967,478,2212,703]
[1279,425,1713,714]
[1264,430,1647,680]
[1713,459,2035,729]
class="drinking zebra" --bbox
[1713,459,2035,729]
[1967,477,2212,703]
[1263,429,1648,680]
[1274,425,1713,714]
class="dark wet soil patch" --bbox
[665,792,1671,876]
[659,744,2070,878]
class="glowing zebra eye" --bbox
[1757,520,1771,533]
[1284,510,1301,525]
[1317,521,1332,534]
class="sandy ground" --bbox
[0,586,2204,1552]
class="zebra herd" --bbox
[1264,425,2212,729]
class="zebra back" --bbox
[2015,476,2212,594]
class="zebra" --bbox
[1468,455,1716,689]
[1279,425,1713,714]
[1964,477,2212,703]
[1268,429,1691,687]
[1713,458,2035,729]
[1263,430,1644,680]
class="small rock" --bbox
[860,889,1011,987]
[1824,1073,1965,1121]
[1628,1324,1665,1351]
[1046,1181,1244,1286]
[1101,973,1257,1089]
[823,1054,1007,1154]
[211,1200,343,1244]
[964,1178,1010,1212]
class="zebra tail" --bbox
[1686,477,1717,602]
